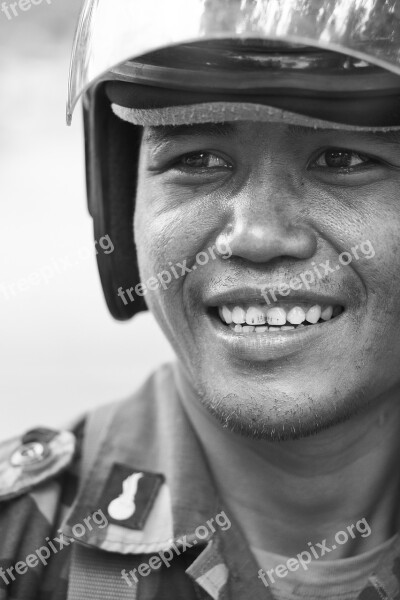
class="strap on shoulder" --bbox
[80,400,121,484]
[68,400,140,600]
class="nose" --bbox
[216,192,317,264]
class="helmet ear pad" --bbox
[84,83,147,320]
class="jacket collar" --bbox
[63,363,270,600]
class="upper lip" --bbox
[203,287,347,308]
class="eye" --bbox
[174,152,232,171]
[312,149,372,170]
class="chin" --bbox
[196,378,369,441]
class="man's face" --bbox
[135,120,400,439]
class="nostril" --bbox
[221,220,317,264]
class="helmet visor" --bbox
[104,41,400,129]
[67,0,400,124]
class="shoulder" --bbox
[0,364,175,506]
[0,423,83,503]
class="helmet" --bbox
[67,0,400,320]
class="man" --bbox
[1,0,400,598]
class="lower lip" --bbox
[206,311,344,362]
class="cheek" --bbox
[134,203,193,285]
[307,182,400,297]
[134,178,224,281]
[356,193,400,304]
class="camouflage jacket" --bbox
[0,364,398,600]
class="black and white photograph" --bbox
[1,1,400,599]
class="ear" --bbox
[84,84,147,320]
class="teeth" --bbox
[246,306,266,325]
[266,307,286,326]
[321,306,333,321]
[306,305,321,324]
[287,307,306,325]
[232,306,246,324]
[219,304,340,329]
[222,306,233,324]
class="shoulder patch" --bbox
[0,427,76,501]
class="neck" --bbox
[173,363,400,559]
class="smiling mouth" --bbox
[214,303,344,333]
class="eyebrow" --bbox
[143,122,237,146]
[286,124,400,144]
[143,121,400,150]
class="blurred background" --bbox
[0,0,174,439]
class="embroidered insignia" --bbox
[98,463,164,530]
[108,472,144,520]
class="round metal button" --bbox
[10,442,48,467]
